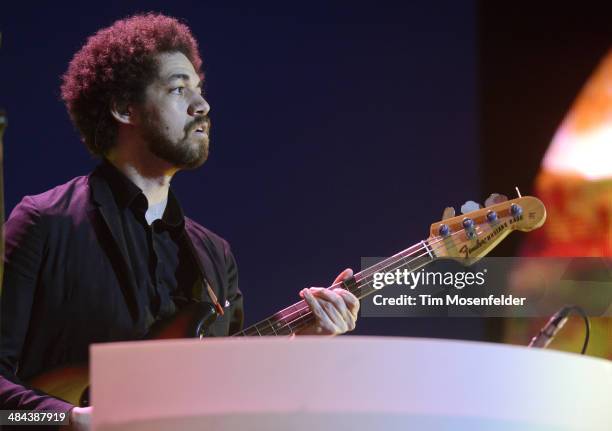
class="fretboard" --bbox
[232,239,436,337]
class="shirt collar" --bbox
[95,159,185,231]
[97,159,141,209]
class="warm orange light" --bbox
[507,50,612,359]
[542,49,612,180]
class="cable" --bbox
[528,305,591,355]
[566,305,591,355]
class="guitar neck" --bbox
[232,195,547,337]
[232,240,435,337]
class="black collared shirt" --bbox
[98,161,199,328]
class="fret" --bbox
[297,303,308,317]
[273,303,305,333]
[250,322,266,337]
[272,311,291,334]
[281,304,299,320]
[421,239,435,259]
[254,322,268,336]
[341,276,357,295]
[265,320,275,335]
[268,318,289,336]
[289,314,312,334]
[275,319,287,334]
[279,321,293,335]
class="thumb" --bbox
[332,268,353,285]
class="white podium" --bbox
[91,337,611,431]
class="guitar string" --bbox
[235,230,459,335]
[239,224,488,336]
[238,247,428,336]
[242,237,455,336]
[237,222,491,336]
[248,205,531,335]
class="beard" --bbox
[141,113,210,170]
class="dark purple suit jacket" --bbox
[0,166,243,413]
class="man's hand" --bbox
[68,406,92,431]
[296,268,360,335]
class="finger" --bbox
[310,288,348,313]
[332,268,354,285]
[332,289,358,330]
[306,288,348,332]
[302,289,336,333]
[335,288,360,321]
[321,300,348,332]
[310,288,353,330]
[335,288,360,312]
[330,292,356,330]
[325,298,354,331]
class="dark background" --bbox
[0,1,609,341]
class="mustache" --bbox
[186,117,211,133]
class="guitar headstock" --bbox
[428,195,546,264]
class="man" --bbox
[0,13,359,430]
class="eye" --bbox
[171,86,185,95]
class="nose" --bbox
[188,92,210,117]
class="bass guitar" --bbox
[28,194,546,406]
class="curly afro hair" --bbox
[61,13,203,156]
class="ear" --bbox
[109,100,134,125]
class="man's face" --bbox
[137,51,210,169]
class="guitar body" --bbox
[28,301,218,407]
[28,365,90,407]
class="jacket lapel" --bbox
[88,173,143,325]
[183,222,226,305]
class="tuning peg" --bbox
[442,207,455,220]
[460,200,481,215]
[484,193,508,207]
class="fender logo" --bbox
[459,221,508,258]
